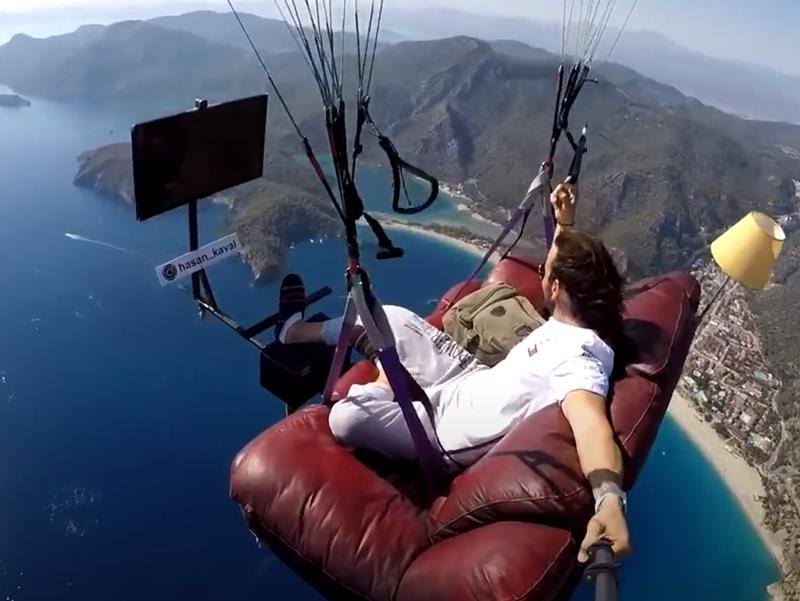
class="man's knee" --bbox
[328,400,364,445]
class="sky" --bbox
[0,0,798,76]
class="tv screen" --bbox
[131,95,268,221]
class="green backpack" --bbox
[443,282,546,367]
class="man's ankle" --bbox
[278,312,304,344]
[321,317,344,346]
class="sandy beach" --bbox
[442,182,503,227]
[668,392,786,570]
[382,220,496,262]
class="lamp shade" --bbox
[710,212,785,290]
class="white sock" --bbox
[321,317,344,346]
[278,312,303,344]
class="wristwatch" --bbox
[594,482,628,514]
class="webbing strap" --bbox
[362,212,404,260]
[448,169,550,308]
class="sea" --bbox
[0,88,781,601]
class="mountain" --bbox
[74,143,135,203]
[0,20,258,104]
[356,36,800,276]
[608,31,800,125]
[5,6,799,123]
[150,10,395,61]
[752,209,800,383]
[384,6,560,49]
[0,12,388,108]
[383,7,800,125]
[149,10,308,55]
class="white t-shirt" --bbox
[433,318,615,459]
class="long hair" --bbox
[551,229,625,352]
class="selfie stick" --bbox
[585,543,619,601]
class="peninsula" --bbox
[73,143,341,280]
[75,144,135,204]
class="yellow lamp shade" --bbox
[710,212,785,290]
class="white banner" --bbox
[156,234,241,287]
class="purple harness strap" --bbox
[322,273,446,491]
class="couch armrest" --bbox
[230,406,432,601]
[430,404,591,540]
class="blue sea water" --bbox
[0,92,780,601]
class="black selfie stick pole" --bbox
[586,543,618,601]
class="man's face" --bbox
[540,242,560,311]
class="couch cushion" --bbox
[429,403,590,539]
[332,360,379,402]
[608,374,662,488]
[396,522,576,601]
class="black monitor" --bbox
[131,94,268,221]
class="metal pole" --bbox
[698,275,731,323]
[188,200,202,302]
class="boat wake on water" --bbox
[64,233,138,255]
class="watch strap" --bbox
[593,482,627,514]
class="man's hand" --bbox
[550,179,577,226]
[578,496,631,563]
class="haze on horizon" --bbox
[0,0,798,78]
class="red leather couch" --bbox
[230,255,701,601]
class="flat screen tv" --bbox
[132,94,268,221]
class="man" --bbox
[277,182,630,562]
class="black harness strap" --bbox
[568,126,588,183]
[538,61,593,248]
[352,99,440,218]
[377,135,440,216]
[362,213,404,260]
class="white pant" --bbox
[328,305,479,462]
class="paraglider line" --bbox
[607,0,639,59]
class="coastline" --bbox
[439,182,473,205]
[668,392,787,573]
